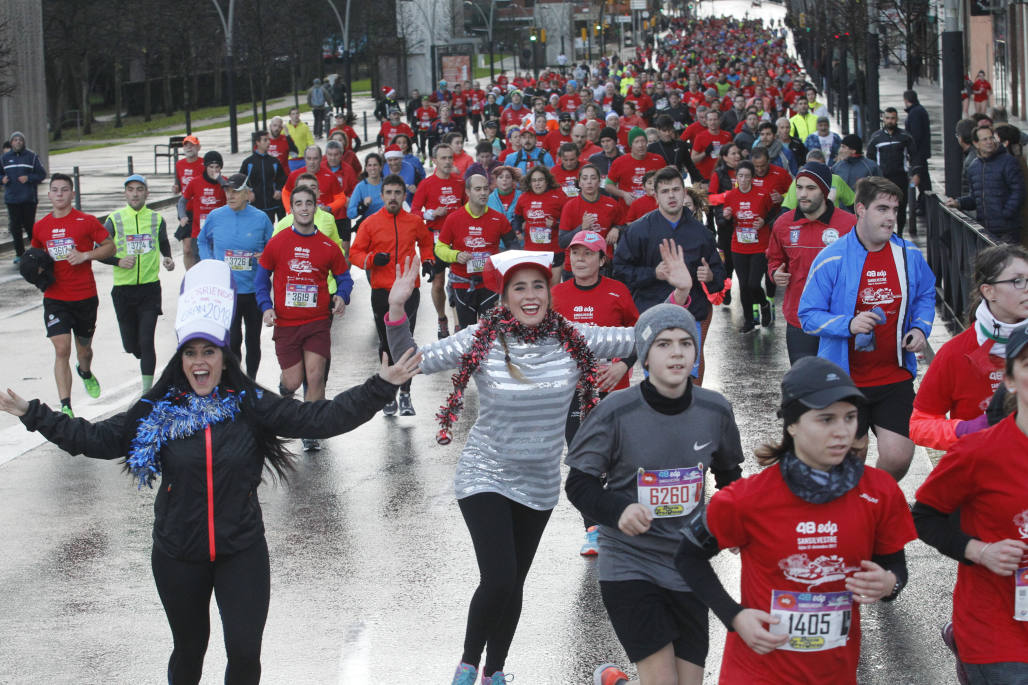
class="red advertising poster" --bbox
[442,55,471,84]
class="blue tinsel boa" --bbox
[126,386,251,489]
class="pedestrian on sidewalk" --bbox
[1,131,47,263]
[30,173,116,416]
[0,259,420,685]
[946,125,1025,245]
[904,90,932,216]
[306,78,332,139]
[866,108,920,238]
[101,174,175,394]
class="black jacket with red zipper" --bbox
[20,375,397,562]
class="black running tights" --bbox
[458,493,553,674]
[732,251,768,320]
[151,539,270,685]
[231,293,263,378]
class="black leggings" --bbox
[458,493,553,674]
[371,287,419,392]
[452,286,498,329]
[231,293,263,378]
[732,251,768,319]
[112,282,161,376]
[151,539,270,685]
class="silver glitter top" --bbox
[391,321,636,510]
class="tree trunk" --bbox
[143,51,152,123]
[114,59,123,128]
[81,53,92,135]
[163,48,174,116]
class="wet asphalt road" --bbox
[0,208,961,684]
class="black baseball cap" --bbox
[780,357,865,411]
[558,112,573,122]
[1007,323,1028,361]
[224,173,250,191]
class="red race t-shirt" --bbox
[559,194,625,259]
[438,206,511,284]
[913,326,1006,420]
[691,129,734,180]
[175,158,205,195]
[266,135,292,171]
[708,464,916,685]
[915,415,1028,664]
[181,175,226,238]
[32,209,110,301]
[414,106,438,132]
[259,228,348,327]
[625,194,657,223]
[849,247,911,387]
[552,276,639,390]
[724,187,773,254]
[550,163,582,197]
[752,165,794,204]
[514,189,567,251]
[607,153,666,201]
[411,173,466,233]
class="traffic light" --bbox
[529,28,537,42]
[540,28,547,43]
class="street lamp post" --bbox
[325,0,354,115]
[464,0,495,83]
[210,0,239,153]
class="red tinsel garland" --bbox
[435,306,600,445]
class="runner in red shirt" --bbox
[266,118,297,172]
[972,70,992,113]
[910,244,1028,449]
[513,166,568,284]
[914,326,1028,684]
[256,185,352,450]
[751,147,793,212]
[30,173,116,414]
[173,136,206,266]
[377,110,415,147]
[282,146,346,217]
[179,151,227,269]
[464,81,487,139]
[410,144,467,338]
[558,164,626,266]
[543,113,575,159]
[722,161,773,332]
[691,110,734,183]
[550,143,584,198]
[606,127,667,207]
[767,163,856,363]
[435,173,516,327]
[557,83,582,115]
[625,171,659,224]
[676,357,916,685]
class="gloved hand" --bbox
[373,252,390,267]
[422,260,436,282]
[955,413,990,438]
[853,306,886,352]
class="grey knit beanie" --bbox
[635,303,698,365]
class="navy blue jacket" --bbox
[613,207,726,321]
[1,147,47,205]
[904,102,931,162]
[957,146,1025,240]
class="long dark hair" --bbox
[122,344,294,483]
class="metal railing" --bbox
[924,191,997,331]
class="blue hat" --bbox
[124,174,148,187]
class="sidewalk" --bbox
[0,92,383,246]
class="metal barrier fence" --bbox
[924,191,997,330]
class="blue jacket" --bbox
[832,155,881,193]
[957,146,1025,240]
[613,208,726,321]
[197,204,274,294]
[501,147,554,174]
[347,179,384,220]
[1,147,47,204]
[487,188,523,248]
[797,230,935,378]
[804,131,842,164]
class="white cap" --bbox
[175,260,237,349]
[483,250,553,292]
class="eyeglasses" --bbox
[989,276,1028,290]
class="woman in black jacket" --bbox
[0,261,421,685]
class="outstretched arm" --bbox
[3,389,129,460]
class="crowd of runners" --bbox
[1,9,1027,685]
